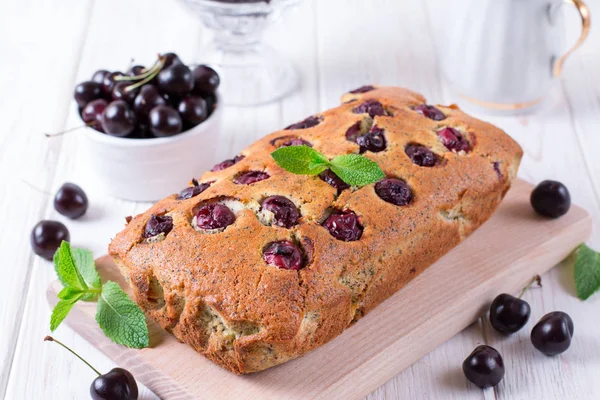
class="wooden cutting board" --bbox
[46,179,592,400]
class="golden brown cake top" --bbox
[110,85,522,349]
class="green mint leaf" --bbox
[72,247,101,301]
[57,287,85,301]
[329,154,386,186]
[96,281,149,349]
[53,241,88,291]
[271,146,330,175]
[50,293,85,331]
[574,243,600,300]
[72,247,101,289]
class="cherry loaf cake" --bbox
[109,86,523,374]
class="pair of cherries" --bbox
[30,183,89,260]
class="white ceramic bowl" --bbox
[81,94,222,202]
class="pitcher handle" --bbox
[553,0,591,77]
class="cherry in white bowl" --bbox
[81,92,222,201]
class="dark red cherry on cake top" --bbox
[349,85,375,94]
[437,127,470,153]
[285,115,322,130]
[263,240,304,270]
[414,104,446,121]
[211,155,244,172]
[277,137,312,147]
[405,144,438,167]
[195,204,235,230]
[355,126,386,153]
[144,214,173,238]
[375,178,413,206]
[319,169,350,192]
[177,179,212,200]
[234,171,270,185]
[323,210,363,241]
[352,100,386,117]
[261,196,300,228]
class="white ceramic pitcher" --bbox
[441,0,590,114]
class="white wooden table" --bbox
[2,0,599,399]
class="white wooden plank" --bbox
[0,0,93,397]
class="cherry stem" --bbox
[124,57,165,92]
[115,55,165,85]
[44,336,101,376]
[518,275,542,299]
[45,121,94,138]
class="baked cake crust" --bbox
[109,86,523,374]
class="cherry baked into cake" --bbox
[109,86,523,374]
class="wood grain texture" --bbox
[46,180,592,400]
[3,0,600,398]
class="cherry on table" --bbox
[44,336,138,400]
[462,345,505,388]
[489,293,531,334]
[74,81,103,108]
[30,220,70,260]
[149,105,182,137]
[530,180,571,218]
[531,311,574,356]
[54,183,88,219]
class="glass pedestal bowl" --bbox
[180,0,301,106]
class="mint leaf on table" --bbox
[50,294,85,331]
[329,154,386,186]
[96,281,149,349]
[271,145,330,175]
[574,243,600,300]
[271,145,386,186]
[50,242,149,348]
